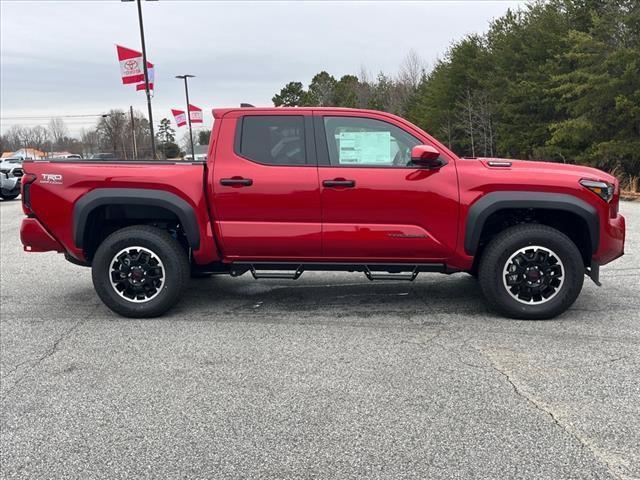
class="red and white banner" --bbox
[189,104,203,124]
[172,109,187,127]
[116,45,145,85]
[136,62,154,92]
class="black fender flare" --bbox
[73,188,200,250]
[465,191,599,255]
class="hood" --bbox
[0,159,23,171]
[1,157,23,165]
[476,157,616,184]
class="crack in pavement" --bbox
[472,346,632,480]
[1,357,37,381]
[1,317,88,400]
[592,355,631,366]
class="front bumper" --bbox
[20,217,64,253]
[1,175,20,196]
[594,213,625,266]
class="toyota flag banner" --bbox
[189,104,204,124]
[116,45,145,85]
[136,62,154,92]
[172,109,187,127]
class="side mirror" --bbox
[410,145,447,169]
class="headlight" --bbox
[0,168,10,174]
[580,179,614,203]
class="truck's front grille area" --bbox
[12,168,24,178]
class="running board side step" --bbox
[364,266,419,281]
[229,262,449,281]
[249,264,304,280]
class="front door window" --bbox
[323,116,421,167]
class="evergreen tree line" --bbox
[272,0,640,188]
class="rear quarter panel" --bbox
[23,161,218,264]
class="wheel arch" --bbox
[73,188,200,254]
[465,192,599,258]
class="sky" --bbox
[0,0,527,136]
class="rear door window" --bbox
[237,115,306,166]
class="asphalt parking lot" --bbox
[1,199,638,480]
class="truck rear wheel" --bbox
[91,226,189,318]
[478,224,584,319]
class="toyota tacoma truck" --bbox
[19,107,626,319]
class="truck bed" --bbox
[22,159,218,264]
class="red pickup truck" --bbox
[20,107,625,319]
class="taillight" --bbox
[22,173,37,215]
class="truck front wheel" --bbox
[478,224,585,320]
[91,226,190,318]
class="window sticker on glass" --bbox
[338,131,391,165]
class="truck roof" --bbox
[211,106,402,120]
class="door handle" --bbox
[220,177,253,187]
[323,179,355,188]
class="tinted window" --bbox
[323,117,421,167]
[239,115,306,165]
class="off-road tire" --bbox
[92,226,189,318]
[478,224,584,320]
[0,192,20,200]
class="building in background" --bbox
[1,148,46,160]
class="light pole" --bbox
[176,74,195,161]
[122,0,157,160]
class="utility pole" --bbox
[123,0,156,159]
[176,74,195,161]
[130,106,138,160]
[122,134,128,160]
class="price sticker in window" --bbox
[338,131,391,165]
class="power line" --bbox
[0,114,112,120]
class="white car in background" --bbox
[0,157,24,200]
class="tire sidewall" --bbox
[92,228,186,317]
